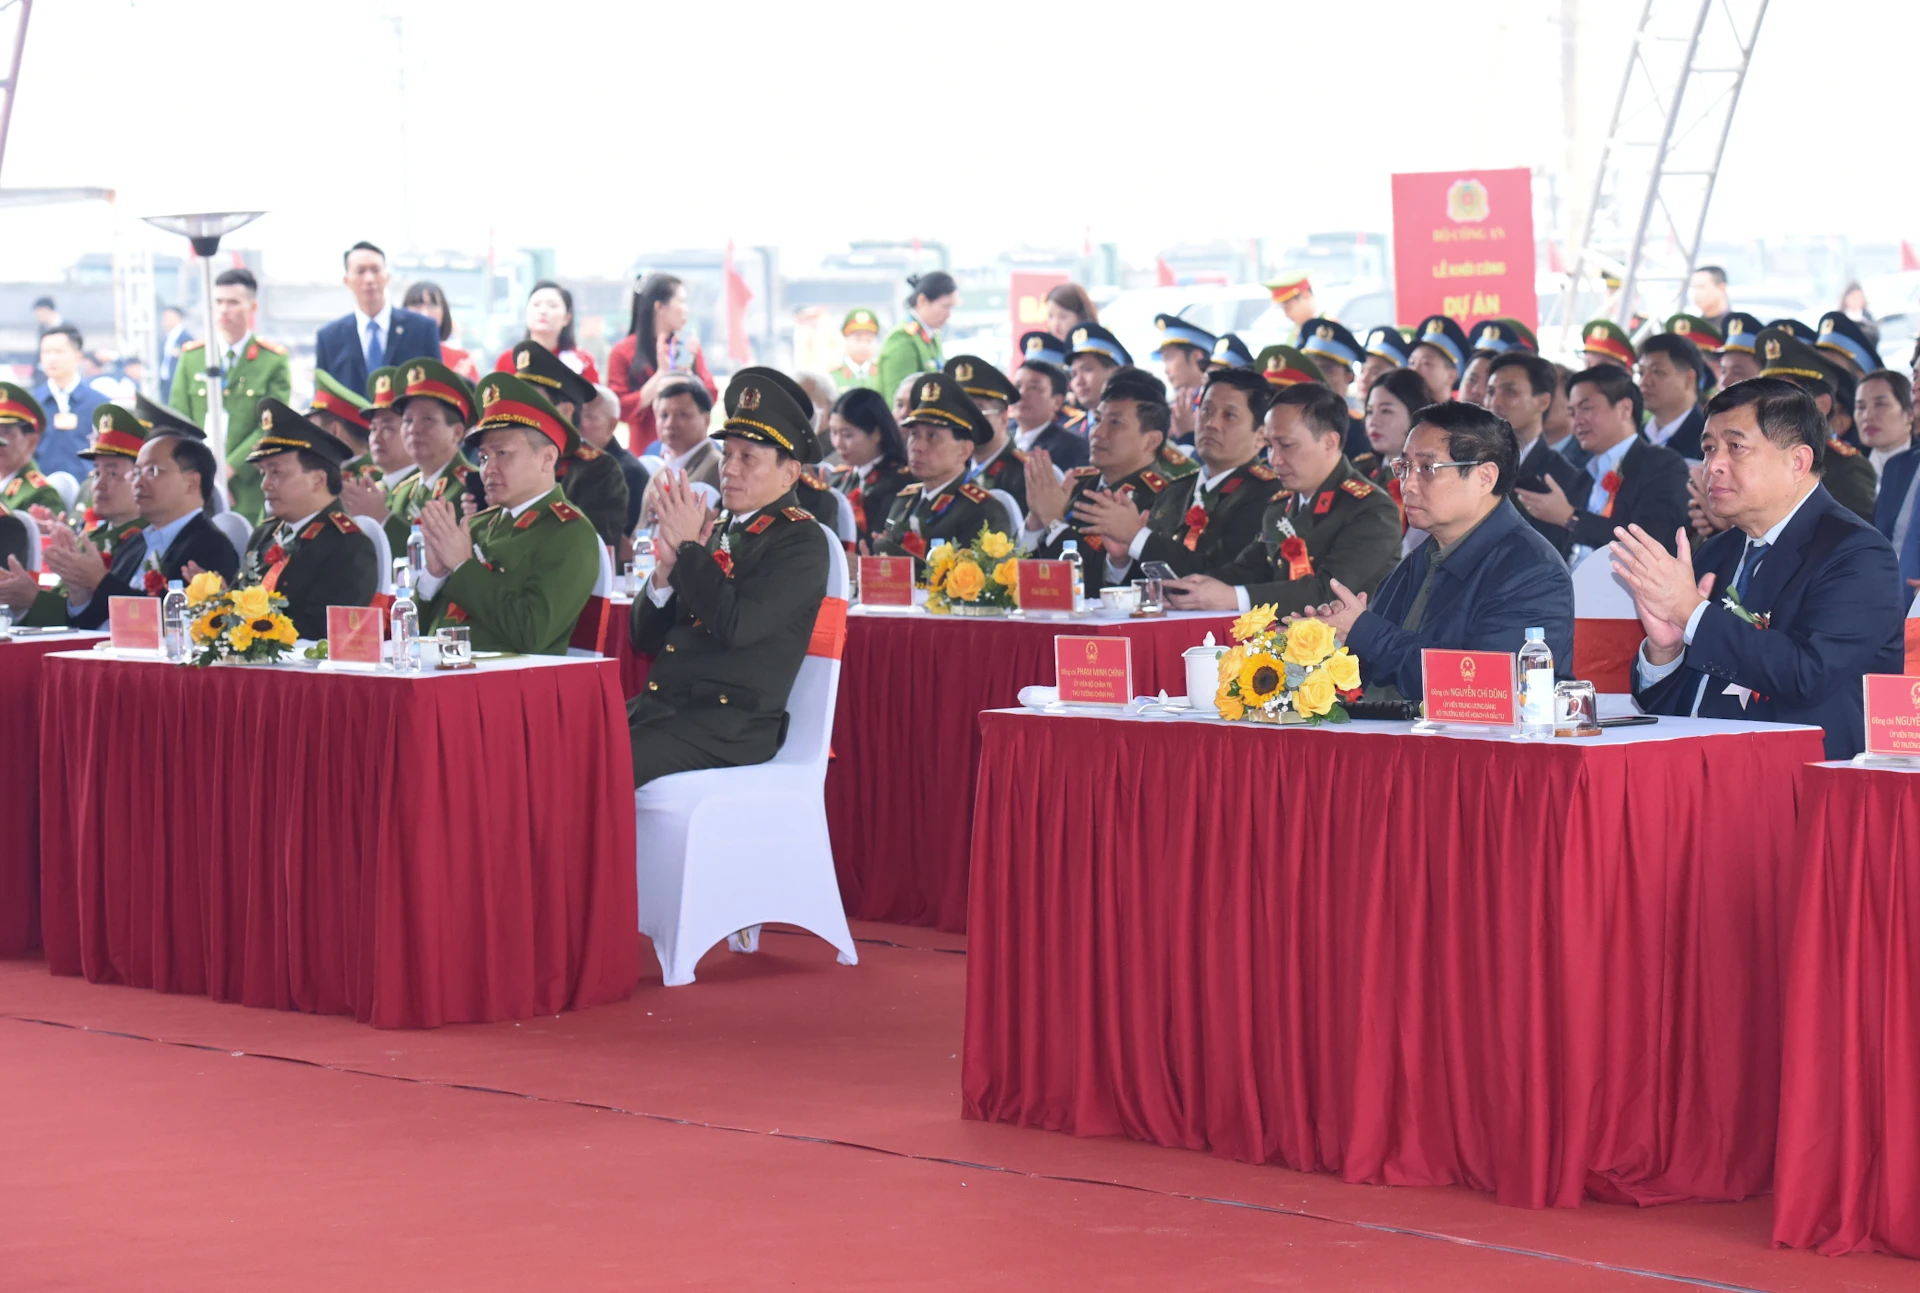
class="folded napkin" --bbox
[1017,686,1058,709]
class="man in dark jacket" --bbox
[240,400,379,639]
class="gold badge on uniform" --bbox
[409,366,425,385]
[1819,318,1835,335]
[515,351,530,371]
[1316,325,1333,340]
[920,380,941,403]
[260,408,273,430]
[483,384,500,406]
[1483,325,1501,342]
[1588,324,1605,340]
[1764,338,1782,362]
[1071,328,1088,347]
[1672,319,1691,334]
[739,386,761,411]
[955,362,973,382]
[375,373,392,394]
[1026,336,1044,354]
[1427,319,1445,335]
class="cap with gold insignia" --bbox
[1754,327,1834,385]
[311,369,372,431]
[1300,318,1364,368]
[1719,312,1764,355]
[511,339,595,410]
[1150,313,1217,361]
[246,399,354,466]
[716,367,824,462]
[1253,345,1326,387]
[1767,317,1817,345]
[1580,319,1636,367]
[1068,322,1131,368]
[392,359,477,426]
[1018,330,1071,370]
[901,373,993,445]
[468,372,580,457]
[1467,318,1538,356]
[842,308,881,336]
[0,382,46,433]
[943,354,1017,406]
[1262,271,1313,305]
[1209,333,1255,369]
[1412,315,1471,369]
[133,392,205,440]
[81,404,150,461]
[1362,326,1413,366]
[1661,314,1723,352]
[1815,311,1882,374]
[365,366,399,414]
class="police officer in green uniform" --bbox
[872,374,1002,559]
[310,369,374,460]
[415,373,601,655]
[1580,318,1637,370]
[945,354,1029,516]
[831,308,883,392]
[0,384,64,515]
[5,402,150,625]
[629,366,834,788]
[1167,381,1403,615]
[345,366,399,488]
[237,400,380,638]
[488,340,629,547]
[384,360,477,553]
[168,268,292,524]
[1754,328,1878,521]
[876,271,955,399]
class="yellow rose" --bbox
[1326,647,1361,691]
[927,543,958,574]
[993,557,1018,588]
[1231,603,1279,643]
[980,531,1013,560]
[1282,617,1336,668]
[230,584,273,620]
[947,559,987,601]
[185,571,226,605]
[1294,667,1337,718]
[1216,686,1245,721]
[1217,644,1247,688]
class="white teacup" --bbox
[1098,585,1140,614]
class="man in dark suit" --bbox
[29,324,108,484]
[239,400,379,639]
[1514,362,1690,557]
[1487,351,1586,560]
[1008,336,1089,470]
[312,241,442,395]
[45,431,239,629]
[1636,331,1709,460]
[1874,444,1920,604]
[1618,379,1905,759]
[1307,401,1574,699]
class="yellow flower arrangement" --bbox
[920,524,1025,614]
[180,577,300,667]
[1213,615,1360,726]
[980,531,1013,561]
[993,558,1018,588]
[230,584,273,621]
[947,559,987,602]
[185,571,226,604]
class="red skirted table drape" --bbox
[1,630,106,956]
[1773,763,1920,1258]
[37,652,640,1029]
[825,610,1234,932]
[961,709,1825,1209]
[605,594,654,699]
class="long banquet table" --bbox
[961,706,1825,1209]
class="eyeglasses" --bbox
[1386,457,1484,482]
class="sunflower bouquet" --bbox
[922,524,1023,615]
[183,572,300,667]
[1215,603,1362,725]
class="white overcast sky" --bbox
[0,0,1911,279]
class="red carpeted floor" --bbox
[0,921,1909,1292]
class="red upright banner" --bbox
[1391,168,1537,331]
[1008,271,1069,368]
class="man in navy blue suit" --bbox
[29,324,108,484]
[1305,401,1575,699]
[313,241,441,395]
[1617,378,1904,759]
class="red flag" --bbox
[1156,257,1177,287]
[1903,240,1920,272]
[1547,240,1568,273]
[724,239,753,365]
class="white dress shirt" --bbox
[355,304,394,368]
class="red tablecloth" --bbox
[825,611,1234,932]
[606,595,653,699]
[37,653,641,1029]
[961,711,1826,1208]
[0,631,104,956]
[1774,764,1920,1258]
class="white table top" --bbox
[44,645,607,681]
[848,605,1231,626]
[1,628,108,648]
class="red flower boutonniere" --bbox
[1280,535,1314,580]
[143,569,167,596]
[714,549,735,578]
[246,344,259,361]
[1182,504,1209,551]
[901,531,927,559]
[263,544,286,567]
[446,603,469,623]
[1599,470,1623,518]
[83,506,98,527]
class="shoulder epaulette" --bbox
[1341,478,1376,499]
[181,339,205,352]
[574,443,603,461]
[747,514,776,534]
[1247,463,1277,481]
[958,482,989,504]
[1275,490,1296,504]
[1063,408,1087,426]
[255,338,288,355]
[782,506,811,522]
[1140,471,1167,492]
[26,469,48,487]
[800,470,829,490]
[1069,465,1101,479]
[117,522,142,543]
[900,481,924,496]
[549,499,583,523]
[1010,447,1028,463]
[450,462,472,480]
[299,520,325,541]
[1826,437,1858,457]
[330,511,359,534]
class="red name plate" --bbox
[1017,560,1075,612]
[107,596,161,652]
[1055,634,1132,706]
[1421,649,1518,725]
[858,556,914,607]
[1864,673,1920,757]
[327,605,385,666]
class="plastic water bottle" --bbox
[632,530,656,587]
[390,559,419,672]
[1061,540,1085,612]
[406,523,428,584]
[1519,626,1554,738]
[161,580,190,661]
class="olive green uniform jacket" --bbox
[384,459,474,554]
[22,515,144,626]
[1206,456,1404,614]
[1823,437,1878,522]
[168,335,293,523]
[420,487,600,655]
[876,319,941,402]
[2,461,64,516]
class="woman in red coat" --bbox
[606,272,717,455]
[492,280,600,383]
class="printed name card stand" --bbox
[1855,673,1920,767]
[1412,649,1519,735]
[1015,560,1077,619]
[107,596,162,656]
[856,556,917,612]
[1052,635,1133,709]
[320,605,386,672]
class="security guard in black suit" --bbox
[629,367,833,788]
[872,374,1003,560]
[240,400,380,640]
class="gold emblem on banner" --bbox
[1459,656,1477,684]
[1084,640,1100,663]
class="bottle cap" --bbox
[167,579,183,591]
[1526,627,1543,638]
[1062,539,1079,551]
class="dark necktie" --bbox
[1735,541,1769,600]
[365,318,384,370]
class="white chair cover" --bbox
[826,488,857,543]
[45,471,80,513]
[209,510,252,564]
[16,509,42,572]
[353,515,394,594]
[634,522,857,986]
[594,542,614,596]
[1570,547,1636,617]
[987,488,1022,535]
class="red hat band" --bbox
[313,390,372,430]
[405,378,473,423]
[481,398,566,451]
[94,429,145,457]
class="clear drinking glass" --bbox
[436,625,473,669]
[0,603,13,638]
[1554,680,1599,737]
